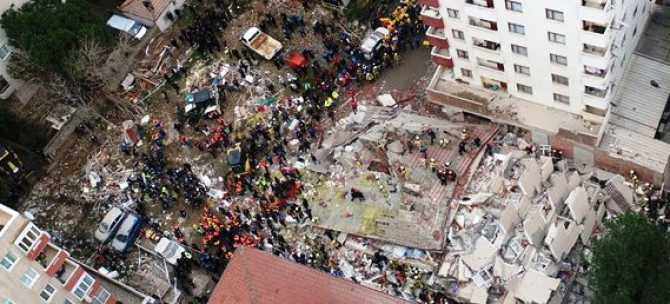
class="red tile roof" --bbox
[208,247,410,304]
[118,0,171,22]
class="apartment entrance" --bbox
[481,76,507,92]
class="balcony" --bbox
[583,43,607,57]
[417,0,439,7]
[584,65,607,78]
[431,47,454,68]
[36,243,60,270]
[583,20,607,34]
[477,57,504,72]
[426,27,449,49]
[54,259,78,285]
[581,1,614,24]
[466,0,494,8]
[481,76,507,92]
[473,37,500,53]
[585,85,608,98]
[468,17,498,31]
[582,0,607,9]
[420,6,444,29]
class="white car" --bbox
[95,207,126,243]
[155,237,187,265]
[106,15,148,40]
[361,27,390,60]
[240,27,283,60]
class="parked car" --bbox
[106,14,148,40]
[95,207,126,243]
[111,213,142,252]
[360,27,390,60]
[240,27,283,60]
[154,237,187,265]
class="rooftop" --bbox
[208,247,410,304]
[636,5,670,63]
[119,0,171,22]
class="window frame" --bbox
[456,49,469,59]
[20,267,40,288]
[548,32,566,45]
[0,44,11,61]
[513,64,530,76]
[545,9,564,22]
[452,29,465,40]
[40,284,56,303]
[517,83,533,95]
[91,289,111,304]
[72,273,95,300]
[0,251,18,271]
[553,93,570,105]
[505,0,522,12]
[550,54,568,66]
[15,223,41,253]
[461,68,473,78]
[511,44,528,56]
[551,74,569,86]
[508,23,525,35]
[447,8,459,18]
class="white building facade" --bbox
[420,0,652,119]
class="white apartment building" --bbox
[419,0,652,119]
[0,0,37,103]
[0,204,151,304]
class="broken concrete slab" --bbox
[540,156,553,181]
[461,237,496,272]
[507,269,561,304]
[566,187,589,223]
[544,218,583,261]
[523,208,547,247]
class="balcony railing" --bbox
[585,85,608,98]
[583,20,607,34]
[477,58,504,71]
[473,38,501,51]
[583,43,607,56]
[582,0,607,9]
[466,0,494,8]
[469,17,498,31]
[584,65,607,78]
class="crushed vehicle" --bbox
[240,27,283,60]
[360,27,390,60]
[111,213,142,252]
[155,237,188,265]
[95,207,127,243]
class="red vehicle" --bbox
[285,51,308,70]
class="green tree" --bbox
[0,0,111,79]
[589,213,670,304]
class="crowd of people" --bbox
[94,0,459,303]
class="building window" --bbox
[508,23,525,35]
[0,45,11,61]
[633,6,638,17]
[546,9,564,22]
[461,68,473,78]
[553,93,570,105]
[552,74,569,86]
[452,29,465,40]
[73,273,94,299]
[91,289,111,304]
[548,32,566,44]
[511,44,528,56]
[514,64,530,75]
[447,8,459,18]
[0,252,18,271]
[16,224,41,253]
[0,76,9,94]
[456,49,469,59]
[20,268,39,288]
[517,84,533,94]
[40,284,56,303]
[505,0,522,12]
[633,26,638,37]
[550,54,568,66]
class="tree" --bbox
[589,213,670,304]
[0,0,111,79]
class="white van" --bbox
[106,14,148,40]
